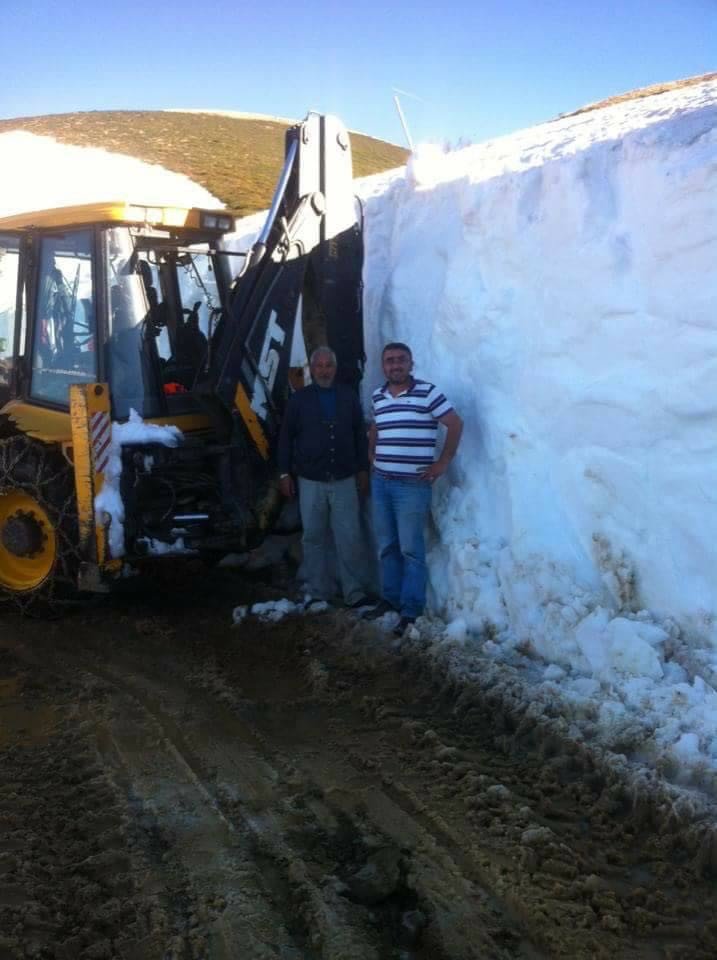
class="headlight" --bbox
[200,211,234,232]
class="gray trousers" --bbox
[298,475,367,605]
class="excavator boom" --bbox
[210,113,364,457]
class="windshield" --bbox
[30,229,96,407]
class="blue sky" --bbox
[0,0,714,145]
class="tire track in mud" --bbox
[27,625,520,960]
[93,691,299,960]
[1,641,387,960]
[0,646,176,960]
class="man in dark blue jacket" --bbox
[278,346,375,608]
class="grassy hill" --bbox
[0,111,408,218]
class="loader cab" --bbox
[0,202,235,425]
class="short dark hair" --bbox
[381,341,412,359]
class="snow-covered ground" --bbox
[1,79,716,795]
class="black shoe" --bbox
[392,616,416,637]
[347,594,381,610]
[362,598,396,620]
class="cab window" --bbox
[131,243,219,412]
[30,229,96,406]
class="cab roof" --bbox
[0,201,235,234]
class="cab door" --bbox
[27,228,98,409]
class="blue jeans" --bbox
[371,472,433,619]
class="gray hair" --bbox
[309,346,337,365]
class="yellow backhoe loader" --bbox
[0,114,364,613]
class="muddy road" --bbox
[0,565,716,960]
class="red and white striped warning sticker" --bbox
[90,411,112,474]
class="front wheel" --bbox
[0,436,81,616]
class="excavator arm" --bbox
[210,113,364,459]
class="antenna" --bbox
[392,93,414,152]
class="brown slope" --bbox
[0,110,408,218]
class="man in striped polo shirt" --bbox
[367,342,463,636]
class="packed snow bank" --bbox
[0,131,221,216]
[356,78,717,783]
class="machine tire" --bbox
[0,436,81,616]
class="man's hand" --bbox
[279,475,295,499]
[420,411,463,482]
[367,423,377,465]
[356,470,369,498]
[419,461,448,483]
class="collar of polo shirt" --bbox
[381,375,416,397]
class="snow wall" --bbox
[357,78,717,669]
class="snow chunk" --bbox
[138,537,195,556]
[443,618,468,645]
[576,612,666,682]
[232,597,329,625]
[672,732,701,762]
